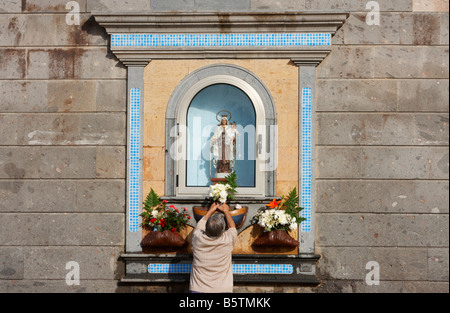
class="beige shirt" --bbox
[189,218,237,293]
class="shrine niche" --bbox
[94,12,348,284]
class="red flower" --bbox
[171,228,177,232]
[187,216,191,219]
[150,218,156,224]
[266,199,281,209]
[162,200,168,203]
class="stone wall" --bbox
[0,0,448,293]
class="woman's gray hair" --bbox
[205,214,226,239]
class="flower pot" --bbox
[193,205,248,229]
[252,230,299,247]
[141,230,187,248]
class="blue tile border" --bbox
[129,88,141,233]
[112,33,331,47]
[301,87,312,233]
[148,263,294,274]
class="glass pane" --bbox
[186,84,256,187]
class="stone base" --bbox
[120,254,321,285]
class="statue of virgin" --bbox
[210,115,238,175]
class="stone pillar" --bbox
[125,64,148,253]
[294,63,317,255]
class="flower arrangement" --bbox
[253,188,306,232]
[209,171,238,203]
[141,188,191,233]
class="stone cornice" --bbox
[94,11,348,34]
[93,12,349,66]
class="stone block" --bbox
[316,79,398,112]
[250,0,307,11]
[342,13,401,45]
[398,79,449,112]
[0,49,26,79]
[317,147,449,179]
[8,113,126,145]
[0,180,76,212]
[317,247,428,281]
[151,0,194,10]
[87,0,150,12]
[76,180,125,212]
[441,13,449,44]
[316,213,449,247]
[0,248,23,279]
[399,13,442,45]
[23,246,122,280]
[413,0,449,12]
[317,46,374,79]
[428,248,449,281]
[22,0,87,12]
[0,0,21,12]
[305,0,413,11]
[143,113,166,147]
[373,46,449,79]
[0,81,46,112]
[317,113,449,146]
[0,279,120,293]
[194,0,250,10]
[316,180,449,214]
[96,80,127,112]
[0,213,123,246]
[0,147,99,179]
[95,146,126,178]
[26,48,126,79]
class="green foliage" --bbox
[143,188,161,211]
[282,187,306,224]
[141,188,192,232]
[224,171,238,200]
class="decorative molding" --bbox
[94,12,349,34]
[94,12,348,66]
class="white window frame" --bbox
[175,75,267,198]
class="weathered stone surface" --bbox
[0,279,120,293]
[305,0,413,11]
[413,0,449,12]
[87,0,150,12]
[317,180,449,214]
[151,0,251,10]
[0,14,107,47]
[0,213,124,246]
[316,79,398,112]
[22,0,87,12]
[0,80,126,113]
[316,213,449,247]
[95,147,126,178]
[428,248,449,281]
[76,180,125,212]
[0,247,23,279]
[0,147,125,179]
[399,13,442,45]
[23,246,122,280]
[0,180,125,213]
[0,0,21,13]
[0,113,125,145]
[0,49,26,79]
[317,113,449,145]
[317,247,429,280]
[398,79,449,112]
[373,46,449,79]
[0,180,76,212]
[250,0,307,11]
[342,13,401,45]
[441,12,449,44]
[317,147,449,179]
[26,48,126,79]
[319,46,449,79]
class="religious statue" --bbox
[210,111,239,177]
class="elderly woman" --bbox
[189,202,237,293]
